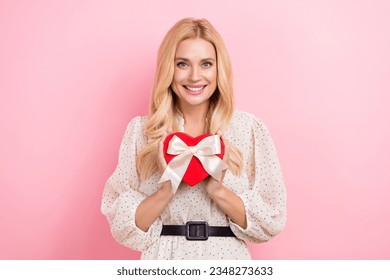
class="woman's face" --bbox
[171,38,217,112]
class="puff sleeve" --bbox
[229,115,287,243]
[101,117,162,251]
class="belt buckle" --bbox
[186,221,209,241]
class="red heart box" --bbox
[163,132,224,186]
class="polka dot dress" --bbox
[101,110,287,260]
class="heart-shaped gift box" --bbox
[163,132,225,186]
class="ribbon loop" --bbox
[158,135,228,193]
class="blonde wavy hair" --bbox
[137,18,243,180]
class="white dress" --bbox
[101,110,287,259]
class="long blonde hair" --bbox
[137,18,243,180]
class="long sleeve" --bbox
[229,113,287,243]
[101,116,162,251]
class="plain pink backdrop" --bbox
[1,0,389,259]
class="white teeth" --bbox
[186,86,204,92]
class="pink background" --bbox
[1,0,389,259]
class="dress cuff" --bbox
[117,191,163,251]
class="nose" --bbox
[189,66,201,81]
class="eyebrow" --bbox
[174,57,216,62]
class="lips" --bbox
[183,85,206,95]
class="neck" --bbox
[179,102,209,123]
[178,102,209,136]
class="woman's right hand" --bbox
[135,129,174,232]
[157,130,171,174]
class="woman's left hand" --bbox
[205,130,230,197]
[204,131,247,229]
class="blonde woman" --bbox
[101,18,287,260]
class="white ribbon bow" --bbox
[158,135,228,193]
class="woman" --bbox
[101,18,286,259]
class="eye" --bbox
[202,61,213,68]
[177,61,188,68]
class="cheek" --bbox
[173,70,187,84]
[206,69,217,85]
[172,72,184,94]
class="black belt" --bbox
[161,221,236,241]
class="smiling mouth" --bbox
[184,85,206,93]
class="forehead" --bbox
[175,38,216,59]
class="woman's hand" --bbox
[157,129,174,195]
[135,130,174,232]
[204,131,247,229]
[157,130,172,175]
[205,130,230,198]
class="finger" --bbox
[158,132,168,171]
[158,132,166,153]
[159,154,167,170]
[158,139,163,155]
[223,143,230,163]
[221,168,227,178]
[216,129,231,146]
[215,129,230,164]
[161,130,168,141]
